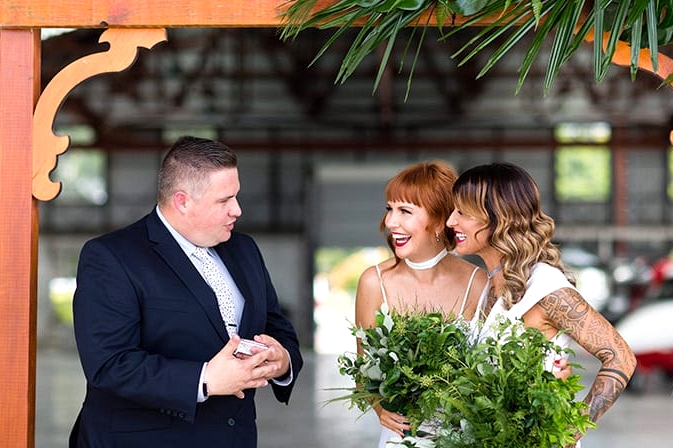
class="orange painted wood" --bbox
[584,29,673,84]
[609,44,673,144]
[1,0,476,27]
[1,0,310,27]
[33,28,167,201]
[0,29,40,448]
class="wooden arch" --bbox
[1,1,673,446]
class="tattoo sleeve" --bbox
[538,288,637,422]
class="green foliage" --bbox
[279,0,442,99]
[432,319,595,447]
[330,304,595,447]
[334,304,472,430]
[279,0,673,96]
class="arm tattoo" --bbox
[538,288,636,423]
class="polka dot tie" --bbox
[192,247,237,336]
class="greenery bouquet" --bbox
[332,303,595,448]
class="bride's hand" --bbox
[375,405,412,437]
[553,358,573,380]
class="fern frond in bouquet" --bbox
[330,304,596,447]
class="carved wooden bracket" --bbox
[32,28,167,201]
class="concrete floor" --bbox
[36,346,673,448]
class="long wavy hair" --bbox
[380,160,458,265]
[452,162,574,309]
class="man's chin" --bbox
[219,230,233,242]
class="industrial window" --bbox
[554,122,612,202]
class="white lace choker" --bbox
[404,248,449,270]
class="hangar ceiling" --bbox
[42,27,673,151]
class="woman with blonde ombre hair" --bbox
[447,162,636,446]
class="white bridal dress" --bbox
[374,264,487,448]
[478,262,581,448]
[478,262,574,371]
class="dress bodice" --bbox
[375,262,486,326]
[478,262,576,371]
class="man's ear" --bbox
[173,190,189,213]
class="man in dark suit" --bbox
[69,136,303,448]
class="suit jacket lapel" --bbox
[146,210,229,342]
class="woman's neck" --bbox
[483,255,504,303]
[480,250,502,277]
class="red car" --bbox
[616,298,673,392]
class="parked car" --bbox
[614,253,673,392]
[615,299,673,393]
[602,256,652,324]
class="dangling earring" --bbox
[435,232,441,243]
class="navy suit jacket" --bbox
[69,209,303,448]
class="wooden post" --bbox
[0,28,40,448]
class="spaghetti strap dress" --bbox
[374,264,487,448]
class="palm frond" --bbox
[279,0,673,96]
[542,0,585,94]
[645,0,661,72]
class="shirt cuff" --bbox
[197,362,208,402]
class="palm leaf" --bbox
[506,0,568,93]
[448,2,540,65]
[599,0,633,80]
[630,14,644,79]
[279,0,673,96]
[591,1,605,84]
[397,10,435,99]
[542,0,586,93]
[644,0,660,73]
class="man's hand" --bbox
[251,334,291,380]
[204,335,279,399]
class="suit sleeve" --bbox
[72,238,203,422]
[245,237,303,404]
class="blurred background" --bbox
[36,27,673,447]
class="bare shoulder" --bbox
[450,254,481,271]
[356,258,395,299]
[356,260,395,326]
[451,255,488,285]
[357,265,380,291]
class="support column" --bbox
[0,29,40,448]
[612,129,629,257]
